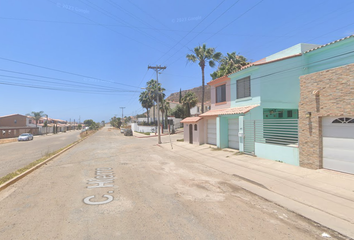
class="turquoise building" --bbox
[199,35,354,166]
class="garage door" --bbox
[207,119,216,145]
[228,119,239,149]
[322,117,354,174]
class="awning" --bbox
[180,117,203,123]
[199,105,259,117]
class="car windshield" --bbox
[20,134,29,136]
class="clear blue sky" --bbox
[1,0,353,122]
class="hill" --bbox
[166,85,211,103]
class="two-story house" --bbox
[182,34,354,174]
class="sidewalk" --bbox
[158,137,354,239]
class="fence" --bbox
[243,119,298,155]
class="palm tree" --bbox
[146,79,165,123]
[181,91,198,117]
[210,52,249,80]
[139,91,153,124]
[186,44,221,113]
[27,111,45,127]
[164,101,171,127]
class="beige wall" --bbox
[299,63,354,169]
[210,80,231,110]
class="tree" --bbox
[27,111,45,127]
[84,119,94,127]
[179,88,182,103]
[186,44,221,113]
[146,79,165,123]
[210,52,249,80]
[164,101,171,127]
[78,124,82,130]
[171,104,186,119]
[139,91,153,123]
[181,91,198,117]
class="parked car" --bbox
[120,128,125,133]
[18,133,33,141]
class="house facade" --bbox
[0,114,38,139]
[183,34,354,174]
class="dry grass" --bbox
[0,138,17,145]
[79,130,97,138]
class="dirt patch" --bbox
[0,138,17,145]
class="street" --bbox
[0,127,344,239]
[0,130,81,178]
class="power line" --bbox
[163,0,265,67]
[152,0,227,65]
[46,0,164,53]
[0,57,141,89]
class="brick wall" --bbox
[299,63,354,169]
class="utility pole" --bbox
[120,107,125,121]
[148,65,166,144]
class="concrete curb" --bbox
[0,134,91,192]
[135,130,183,138]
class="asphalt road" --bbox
[0,130,80,178]
[0,127,344,239]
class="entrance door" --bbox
[189,124,193,144]
[207,119,216,145]
[228,119,239,149]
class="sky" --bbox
[1,0,354,122]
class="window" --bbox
[237,76,251,99]
[216,84,226,103]
[287,110,293,118]
[278,111,283,118]
[332,118,354,123]
[194,124,197,131]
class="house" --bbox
[0,114,38,139]
[182,34,354,174]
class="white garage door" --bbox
[322,117,354,174]
[207,119,216,145]
[228,119,239,149]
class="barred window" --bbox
[237,76,251,99]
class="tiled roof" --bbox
[200,105,259,117]
[180,117,203,123]
[304,34,354,53]
[0,113,25,118]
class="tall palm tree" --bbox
[27,111,45,127]
[186,44,221,113]
[181,91,198,117]
[139,91,153,124]
[146,79,165,123]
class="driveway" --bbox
[0,130,80,178]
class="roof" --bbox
[199,105,259,117]
[207,75,230,86]
[0,113,26,118]
[180,117,203,123]
[304,34,354,53]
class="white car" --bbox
[18,133,33,141]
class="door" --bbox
[228,119,239,149]
[322,117,354,174]
[207,119,216,145]
[189,124,193,144]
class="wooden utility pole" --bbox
[148,65,166,144]
[120,107,125,121]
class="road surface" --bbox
[0,130,80,178]
[0,127,344,239]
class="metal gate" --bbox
[244,120,255,155]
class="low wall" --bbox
[255,142,299,166]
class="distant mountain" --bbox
[166,85,211,103]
